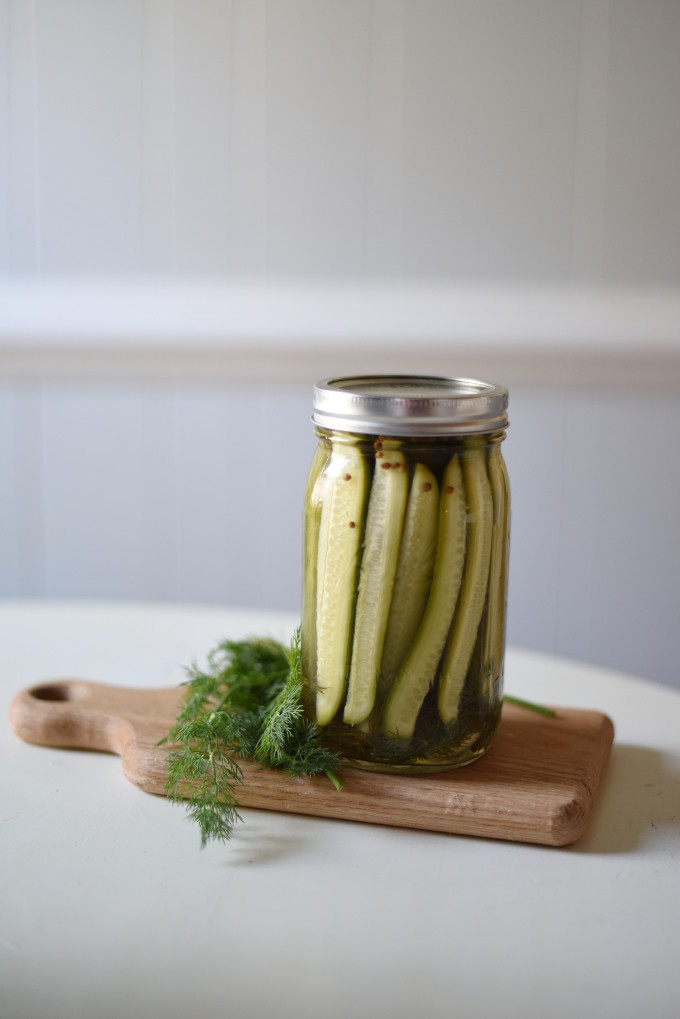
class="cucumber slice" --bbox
[483,444,509,687]
[381,463,439,686]
[315,444,367,726]
[343,448,409,725]
[381,455,466,739]
[495,454,510,670]
[438,444,494,725]
[301,443,331,693]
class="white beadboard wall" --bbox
[1,1,680,690]
[2,0,680,281]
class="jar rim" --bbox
[312,375,509,436]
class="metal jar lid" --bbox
[313,375,509,437]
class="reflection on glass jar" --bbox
[302,376,510,773]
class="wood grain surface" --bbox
[9,680,614,847]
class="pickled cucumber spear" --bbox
[343,448,408,725]
[483,444,509,688]
[381,455,466,739]
[438,444,494,725]
[315,445,367,726]
[301,443,331,690]
[381,463,439,686]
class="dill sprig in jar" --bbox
[301,375,510,773]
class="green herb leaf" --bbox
[162,628,340,848]
[254,629,342,786]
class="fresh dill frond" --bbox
[255,629,342,788]
[162,629,341,848]
[165,713,247,847]
[169,636,289,736]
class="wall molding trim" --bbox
[2,279,679,387]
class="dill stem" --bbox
[325,767,343,791]
[504,694,556,718]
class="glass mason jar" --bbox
[301,375,510,773]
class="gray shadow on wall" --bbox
[570,743,680,854]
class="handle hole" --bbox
[31,684,75,702]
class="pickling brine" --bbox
[301,376,510,772]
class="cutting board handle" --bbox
[9,680,181,756]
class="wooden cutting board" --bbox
[9,679,614,847]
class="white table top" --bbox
[2,600,679,1019]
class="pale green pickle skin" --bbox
[301,428,510,773]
